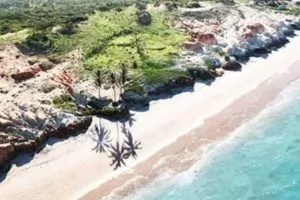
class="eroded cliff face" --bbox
[175,5,300,69]
[0,45,92,168]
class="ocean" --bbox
[124,78,300,199]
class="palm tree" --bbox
[119,63,128,95]
[95,69,104,99]
[111,72,118,102]
[106,71,119,102]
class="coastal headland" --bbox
[1,0,300,199]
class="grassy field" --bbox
[79,7,186,83]
[44,6,187,85]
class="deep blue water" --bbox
[126,79,300,200]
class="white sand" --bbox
[1,35,300,200]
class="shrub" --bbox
[59,23,76,35]
[53,94,76,111]
[69,15,88,23]
[20,32,53,53]
[135,1,147,10]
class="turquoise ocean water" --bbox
[125,78,300,200]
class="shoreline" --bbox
[2,2,300,200]
[2,35,300,200]
[80,61,300,200]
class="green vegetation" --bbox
[0,29,29,45]
[53,94,77,112]
[80,7,186,84]
[288,8,300,16]
[31,6,186,86]
[1,0,189,91]
[0,0,139,34]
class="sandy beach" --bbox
[1,34,300,200]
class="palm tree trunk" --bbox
[113,86,116,102]
[116,122,120,143]
[98,87,101,99]
[119,86,122,101]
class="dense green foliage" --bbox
[80,7,186,84]
[1,0,188,86]
[17,6,187,84]
[0,0,139,34]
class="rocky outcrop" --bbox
[45,116,92,139]
[290,19,300,30]
[186,1,201,8]
[176,5,300,66]
[87,97,112,110]
[146,76,195,96]
[39,60,55,71]
[227,46,250,62]
[38,82,57,93]
[0,44,95,169]
[202,55,221,69]
[52,70,74,95]
[240,23,265,41]
[221,57,242,71]
[11,67,41,82]
[182,41,202,51]
[83,103,130,119]
[13,140,37,153]
[0,143,14,168]
[186,66,220,81]
[196,33,217,45]
[9,58,55,82]
[121,91,150,107]
[0,116,92,169]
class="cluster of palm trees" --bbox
[94,63,128,102]
[91,118,141,170]
[92,63,142,170]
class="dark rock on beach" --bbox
[121,91,150,108]
[82,102,130,119]
[0,144,15,170]
[147,76,195,95]
[266,37,289,51]
[221,57,242,71]
[87,97,112,110]
[186,66,217,81]
[250,48,271,57]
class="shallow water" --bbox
[125,78,300,200]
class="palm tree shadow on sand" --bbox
[90,116,141,170]
[91,120,112,153]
